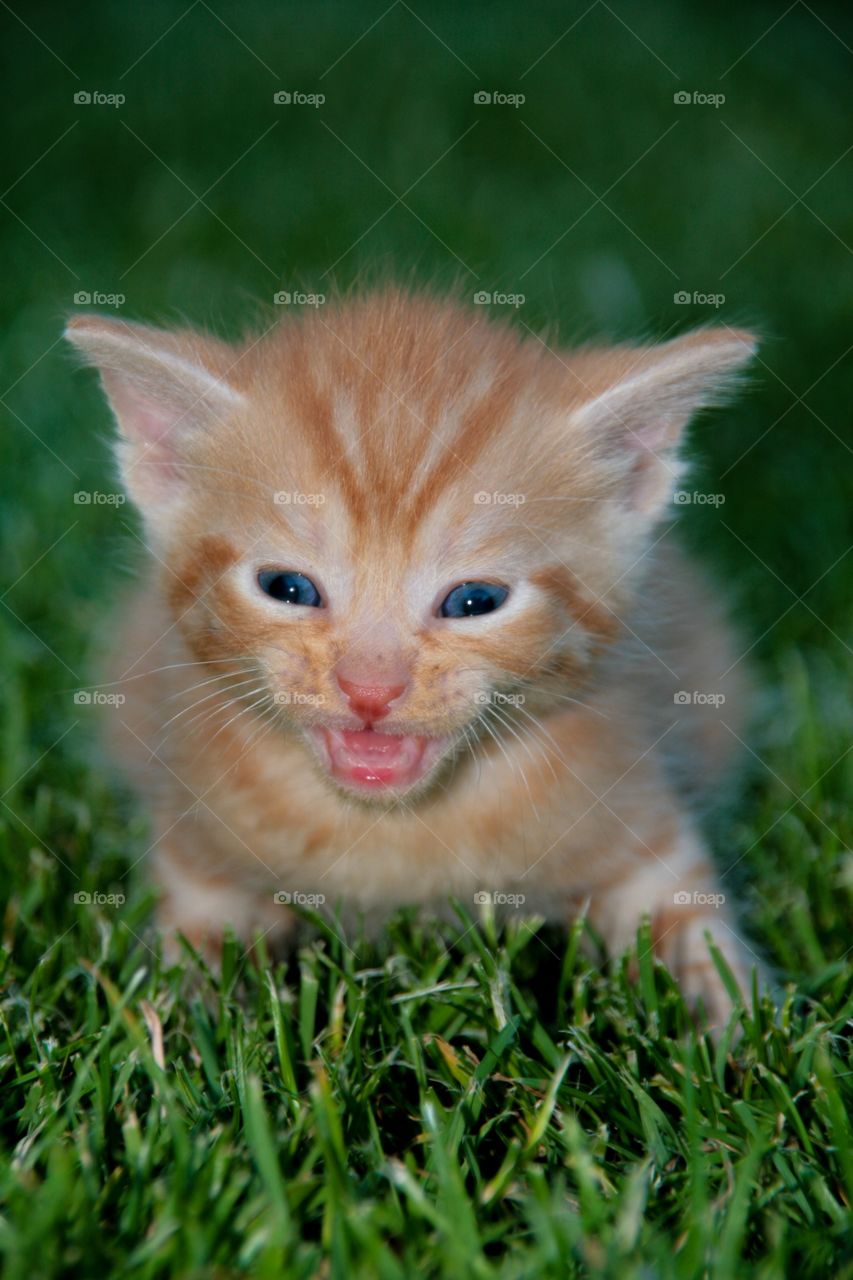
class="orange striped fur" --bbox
[66,289,762,1029]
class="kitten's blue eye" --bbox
[440,581,509,618]
[258,570,323,607]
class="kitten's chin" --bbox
[305,726,452,799]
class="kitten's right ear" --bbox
[65,315,245,516]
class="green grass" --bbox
[1,0,852,1275]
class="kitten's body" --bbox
[67,290,760,1027]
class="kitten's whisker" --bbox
[514,704,576,777]
[157,676,264,736]
[459,723,484,787]
[476,710,540,821]
[486,704,541,773]
[161,667,259,705]
[503,712,560,786]
[76,656,257,693]
[487,705,550,806]
[194,710,283,805]
[206,691,276,746]
[240,703,282,749]
[474,711,516,779]
[185,685,271,740]
[199,701,282,795]
[155,683,270,751]
[434,725,479,795]
[517,678,608,718]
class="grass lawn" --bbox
[1,1,851,1275]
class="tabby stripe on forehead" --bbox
[531,566,621,642]
[405,371,523,529]
[299,369,366,517]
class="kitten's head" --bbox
[66,292,755,801]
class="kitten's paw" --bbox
[661,915,757,1036]
[158,906,298,981]
[159,921,227,973]
[155,868,298,976]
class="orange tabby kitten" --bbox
[66,290,760,1027]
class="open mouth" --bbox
[309,726,450,795]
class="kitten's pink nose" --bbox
[337,676,406,722]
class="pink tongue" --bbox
[325,728,428,787]
[340,729,407,759]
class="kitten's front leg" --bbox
[589,820,759,1031]
[151,839,295,969]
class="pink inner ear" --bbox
[108,376,178,444]
[635,414,680,453]
[107,376,187,488]
[628,448,672,515]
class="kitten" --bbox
[66,289,760,1028]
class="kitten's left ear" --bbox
[65,314,245,516]
[572,328,757,517]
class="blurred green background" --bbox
[0,0,850,925]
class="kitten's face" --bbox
[161,316,607,801]
[167,484,604,799]
[66,293,755,801]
